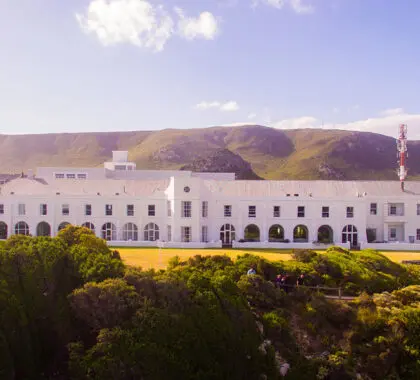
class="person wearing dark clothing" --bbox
[296,274,305,287]
[275,274,282,289]
[282,274,290,293]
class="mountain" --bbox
[180,149,262,180]
[0,125,419,180]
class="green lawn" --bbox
[117,247,420,270]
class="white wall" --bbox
[232,241,351,250]
[2,175,420,249]
[361,242,420,251]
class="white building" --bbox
[1,151,420,250]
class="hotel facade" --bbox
[1,151,420,251]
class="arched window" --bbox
[342,225,358,246]
[244,224,260,242]
[220,224,235,245]
[0,222,8,239]
[144,223,159,241]
[293,225,308,242]
[15,221,30,235]
[81,222,95,233]
[58,222,70,231]
[123,223,138,241]
[269,224,284,242]
[102,223,116,241]
[36,222,51,237]
[317,225,333,243]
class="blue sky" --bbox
[0,0,419,138]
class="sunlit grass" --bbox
[117,248,420,270]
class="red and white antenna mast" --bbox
[397,124,408,191]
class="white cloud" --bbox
[289,0,314,13]
[218,122,258,127]
[380,107,404,117]
[176,8,219,40]
[195,101,221,110]
[220,101,239,111]
[270,112,420,139]
[76,0,219,51]
[195,101,239,112]
[253,0,313,13]
[248,113,257,119]
[75,0,174,52]
[272,116,319,130]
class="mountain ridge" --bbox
[1,125,419,180]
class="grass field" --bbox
[117,248,420,270]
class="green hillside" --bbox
[0,125,418,180]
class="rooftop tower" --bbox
[397,124,408,191]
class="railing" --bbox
[273,283,355,300]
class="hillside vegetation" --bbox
[1,126,419,179]
[1,226,420,379]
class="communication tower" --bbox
[396,124,408,191]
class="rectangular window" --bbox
[85,204,92,216]
[127,204,134,216]
[224,205,232,217]
[148,204,155,216]
[390,205,397,215]
[322,206,329,218]
[167,225,172,241]
[62,204,69,216]
[77,173,87,179]
[66,173,76,179]
[201,226,208,243]
[182,201,192,218]
[18,203,26,216]
[389,227,397,240]
[181,226,191,242]
[273,206,280,217]
[40,203,47,216]
[346,206,354,218]
[0,204,4,214]
[105,204,113,216]
[167,200,172,217]
[417,229,420,241]
[297,206,305,218]
[248,205,256,218]
[202,201,208,218]
[370,203,377,215]
[417,204,420,216]
[55,173,65,179]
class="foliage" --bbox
[0,234,420,379]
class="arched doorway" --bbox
[102,223,116,241]
[317,225,333,243]
[293,225,308,242]
[144,223,159,241]
[244,224,260,242]
[220,224,235,246]
[58,222,70,231]
[269,224,284,242]
[81,222,95,233]
[36,222,51,237]
[0,222,7,239]
[342,225,358,247]
[15,221,30,235]
[123,223,138,241]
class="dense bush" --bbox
[0,232,420,379]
